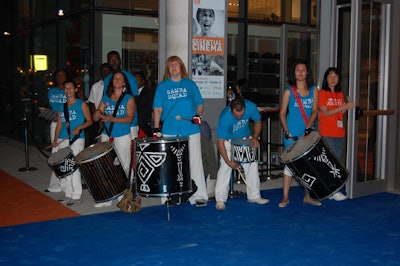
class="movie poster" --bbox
[192,0,225,99]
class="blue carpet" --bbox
[1,186,400,266]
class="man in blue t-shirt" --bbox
[215,97,269,210]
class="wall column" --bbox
[158,0,191,78]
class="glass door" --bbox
[337,1,393,198]
[280,25,319,93]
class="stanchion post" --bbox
[18,113,38,172]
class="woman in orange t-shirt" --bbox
[318,67,355,201]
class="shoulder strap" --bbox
[108,93,126,137]
[64,102,81,145]
[63,103,72,144]
[290,86,309,126]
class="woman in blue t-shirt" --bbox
[93,71,135,208]
[153,55,208,207]
[279,60,320,208]
[52,79,92,206]
[45,68,68,193]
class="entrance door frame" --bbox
[337,0,392,198]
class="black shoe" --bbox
[195,199,208,207]
[67,199,82,207]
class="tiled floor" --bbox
[0,134,289,216]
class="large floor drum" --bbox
[75,142,128,203]
[280,131,349,200]
[135,137,192,197]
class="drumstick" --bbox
[236,166,252,193]
[45,138,68,150]
[175,115,192,122]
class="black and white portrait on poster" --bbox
[192,0,225,99]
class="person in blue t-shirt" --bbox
[103,51,139,140]
[44,68,69,193]
[214,97,269,210]
[153,55,208,207]
[279,60,321,208]
[93,71,135,208]
[52,79,93,206]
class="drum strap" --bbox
[63,103,81,145]
[291,86,309,126]
[106,93,126,138]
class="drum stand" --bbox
[229,169,244,198]
[18,114,38,172]
[164,194,184,223]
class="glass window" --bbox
[32,0,90,23]
[227,22,239,85]
[228,0,240,18]
[247,24,281,106]
[33,0,57,22]
[30,13,90,142]
[122,27,159,87]
[248,0,281,22]
[95,0,158,12]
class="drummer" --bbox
[279,60,321,208]
[214,97,269,210]
[92,71,135,208]
[152,55,208,207]
[52,79,93,206]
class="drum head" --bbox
[231,138,252,146]
[280,131,320,163]
[75,141,113,163]
[48,147,72,165]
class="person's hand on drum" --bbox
[191,115,202,125]
[304,127,313,136]
[152,128,162,138]
[251,138,260,148]
[51,139,58,148]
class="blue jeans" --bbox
[323,136,345,161]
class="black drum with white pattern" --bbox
[280,131,350,200]
[135,137,192,197]
[47,147,78,178]
[231,138,259,163]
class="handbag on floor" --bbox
[117,188,141,213]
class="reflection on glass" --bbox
[356,2,381,182]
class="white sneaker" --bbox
[215,201,225,210]
[247,198,270,204]
[94,201,112,208]
[46,186,62,193]
[329,192,347,201]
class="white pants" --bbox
[215,141,261,202]
[130,126,138,140]
[47,121,61,191]
[55,138,85,199]
[187,133,209,204]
